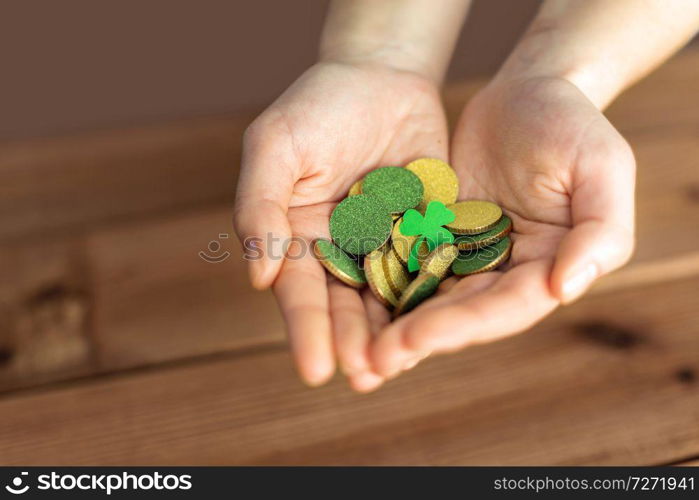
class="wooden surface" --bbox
[0,49,697,465]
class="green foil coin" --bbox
[313,239,366,288]
[330,194,393,255]
[454,215,512,250]
[393,272,441,317]
[451,236,512,276]
[361,167,424,214]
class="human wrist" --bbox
[492,26,623,109]
[319,39,442,84]
[318,0,470,85]
[494,0,699,110]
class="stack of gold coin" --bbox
[314,158,513,318]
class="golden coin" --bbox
[382,247,410,297]
[393,272,441,317]
[452,236,512,276]
[445,200,502,235]
[391,217,429,267]
[348,180,362,196]
[420,243,459,281]
[364,246,399,308]
[405,158,459,212]
[313,239,366,289]
[455,215,512,250]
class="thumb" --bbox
[551,131,636,303]
[233,120,296,290]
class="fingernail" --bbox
[351,372,384,393]
[562,263,598,304]
[248,263,265,289]
[403,358,420,370]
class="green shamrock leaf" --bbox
[423,200,456,227]
[400,201,456,272]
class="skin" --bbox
[234,0,699,390]
[372,75,635,376]
[235,61,449,391]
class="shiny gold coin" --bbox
[348,180,362,196]
[420,243,459,281]
[391,217,429,267]
[364,246,399,308]
[393,272,441,317]
[454,215,512,250]
[445,200,503,235]
[405,158,459,213]
[382,247,411,297]
[313,239,366,289]
[452,236,513,276]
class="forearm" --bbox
[319,0,471,84]
[497,0,699,108]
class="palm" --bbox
[238,62,449,390]
[278,62,448,206]
[371,77,635,375]
[454,78,582,273]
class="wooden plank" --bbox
[0,50,696,244]
[86,128,699,371]
[0,276,697,465]
[0,48,697,391]
[0,114,250,242]
[0,237,94,391]
[86,207,282,369]
[0,102,697,385]
[605,48,699,134]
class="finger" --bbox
[340,290,391,391]
[362,288,392,335]
[273,247,335,387]
[371,260,557,378]
[234,121,297,290]
[551,132,636,303]
[370,271,499,378]
[328,279,373,376]
[436,276,459,294]
[348,371,384,393]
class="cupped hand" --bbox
[234,61,449,391]
[371,76,636,377]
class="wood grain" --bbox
[0,49,696,243]
[86,207,282,369]
[0,237,94,390]
[0,115,249,242]
[0,276,697,465]
[0,50,698,393]
[85,128,699,371]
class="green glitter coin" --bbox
[454,215,512,250]
[361,167,424,214]
[313,239,366,288]
[393,272,441,317]
[451,236,512,276]
[329,194,393,255]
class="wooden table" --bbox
[0,49,697,465]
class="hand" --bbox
[371,76,636,377]
[234,61,449,391]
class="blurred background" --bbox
[0,1,698,465]
[0,0,543,140]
